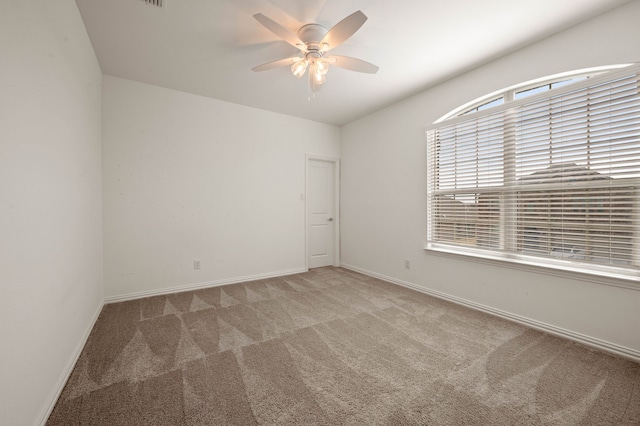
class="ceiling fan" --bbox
[251,10,379,93]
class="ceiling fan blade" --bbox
[252,57,300,72]
[253,13,306,51]
[325,55,379,74]
[319,10,367,52]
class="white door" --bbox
[308,159,336,268]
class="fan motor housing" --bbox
[298,23,327,51]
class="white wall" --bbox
[0,1,103,425]
[341,0,640,356]
[103,76,340,299]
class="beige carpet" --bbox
[47,267,640,425]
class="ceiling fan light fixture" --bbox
[306,61,326,93]
[309,60,327,82]
[309,76,323,93]
[315,59,329,76]
[291,60,307,78]
[312,69,326,85]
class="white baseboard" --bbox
[39,300,104,426]
[341,263,640,363]
[104,267,308,304]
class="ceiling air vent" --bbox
[141,0,163,7]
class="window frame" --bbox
[425,63,640,289]
[436,65,632,123]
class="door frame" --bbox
[305,155,340,270]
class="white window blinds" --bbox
[426,65,640,280]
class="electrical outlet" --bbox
[404,259,411,269]
[194,260,201,270]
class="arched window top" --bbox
[435,64,635,123]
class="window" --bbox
[514,77,587,100]
[460,97,504,115]
[426,64,640,282]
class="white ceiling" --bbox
[75,0,630,126]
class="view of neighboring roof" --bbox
[518,162,612,183]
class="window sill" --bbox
[424,244,640,291]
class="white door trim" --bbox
[305,155,340,270]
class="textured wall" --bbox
[102,76,340,299]
[0,1,104,424]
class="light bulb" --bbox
[312,70,326,85]
[308,65,323,93]
[310,78,323,92]
[291,60,308,78]
[315,60,329,75]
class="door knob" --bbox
[328,217,334,222]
